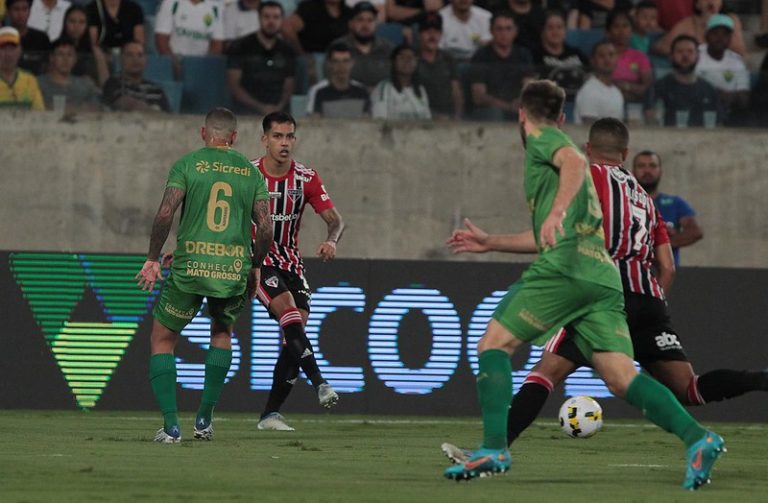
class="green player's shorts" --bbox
[153,274,248,333]
[492,262,632,361]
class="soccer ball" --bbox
[558,396,603,438]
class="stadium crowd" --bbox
[1,0,767,126]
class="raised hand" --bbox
[135,260,163,292]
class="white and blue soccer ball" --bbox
[558,396,603,438]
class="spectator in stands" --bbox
[283,0,352,83]
[223,0,260,44]
[155,0,224,56]
[37,38,100,111]
[569,0,632,29]
[468,10,532,120]
[57,5,108,85]
[6,0,51,74]
[629,1,660,54]
[87,0,145,50]
[371,43,430,119]
[644,35,718,127]
[227,1,295,115]
[28,0,70,41]
[346,0,384,21]
[416,12,462,119]
[0,26,44,109]
[332,1,393,89]
[573,39,623,124]
[102,41,170,112]
[656,0,692,32]
[756,0,768,48]
[606,9,651,103]
[632,150,703,266]
[385,0,441,26]
[306,41,370,117]
[504,0,545,54]
[654,0,745,57]
[532,9,587,102]
[695,14,749,126]
[438,0,492,61]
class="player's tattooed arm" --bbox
[251,199,272,268]
[320,207,345,245]
[147,187,185,260]
[317,208,345,262]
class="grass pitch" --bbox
[0,411,765,502]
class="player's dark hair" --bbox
[633,150,662,167]
[258,1,284,15]
[520,79,565,123]
[588,118,629,154]
[490,9,516,29]
[591,38,614,57]
[262,111,296,133]
[51,37,77,51]
[606,9,634,31]
[671,34,699,52]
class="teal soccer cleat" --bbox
[682,431,726,490]
[443,447,511,481]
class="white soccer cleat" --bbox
[317,383,339,409]
[441,442,472,464]
[193,418,214,440]
[257,412,295,431]
[154,426,181,444]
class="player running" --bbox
[447,118,765,489]
[441,82,724,490]
[252,112,345,431]
[136,108,273,443]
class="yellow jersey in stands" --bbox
[0,70,45,111]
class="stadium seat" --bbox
[180,56,232,114]
[563,101,575,123]
[565,29,604,56]
[291,94,308,119]
[144,15,157,55]
[313,52,326,82]
[376,23,404,46]
[158,80,183,113]
[144,54,174,82]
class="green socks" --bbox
[149,353,178,430]
[196,347,233,425]
[477,349,513,449]
[625,373,707,448]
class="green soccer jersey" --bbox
[524,126,621,291]
[165,146,269,298]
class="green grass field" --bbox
[0,411,765,502]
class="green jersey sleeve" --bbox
[527,127,576,168]
[166,158,188,191]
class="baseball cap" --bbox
[419,13,443,32]
[351,1,377,17]
[706,14,734,32]
[0,27,21,47]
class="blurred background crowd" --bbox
[1,0,767,127]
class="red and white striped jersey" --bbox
[250,157,334,277]
[590,163,670,299]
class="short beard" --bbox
[672,61,696,75]
[353,33,375,45]
[638,179,659,193]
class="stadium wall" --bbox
[2,252,766,422]
[1,112,768,267]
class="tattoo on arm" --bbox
[321,208,345,244]
[147,187,185,259]
[251,199,272,267]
